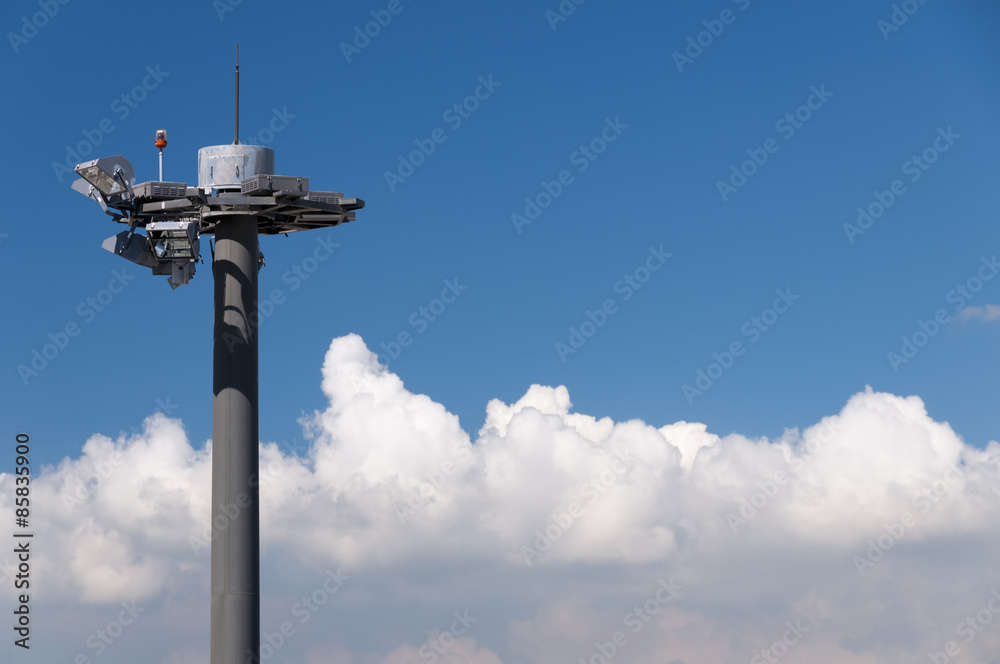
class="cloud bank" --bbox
[2,333,999,664]
[958,304,1000,321]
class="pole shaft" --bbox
[211,214,259,664]
[159,150,163,182]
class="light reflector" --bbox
[147,220,200,260]
[74,155,135,197]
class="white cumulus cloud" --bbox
[958,303,1000,321]
[2,333,999,664]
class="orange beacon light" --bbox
[155,129,167,180]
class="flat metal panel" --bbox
[240,174,309,196]
[304,191,344,204]
[134,181,190,200]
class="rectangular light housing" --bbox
[148,220,200,260]
[241,174,309,196]
[74,155,135,197]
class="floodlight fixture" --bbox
[147,220,199,289]
[71,177,113,216]
[100,220,200,289]
[74,155,135,198]
[148,220,199,260]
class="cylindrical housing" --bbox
[199,144,275,190]
[211,214,260,664]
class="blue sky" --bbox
[3,0,998,463]
[3,2,1000,663]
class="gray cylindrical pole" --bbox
[211,214,260,664]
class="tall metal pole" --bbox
[72,51,364,664]
[211,214,260,664]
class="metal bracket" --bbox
[114,167,135,200]
[121,216,140,254]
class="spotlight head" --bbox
[102,220,200,288]
[147,220,200,260]
[155,129,168,150]
[74,155,135,198]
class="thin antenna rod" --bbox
[234,44,240,145]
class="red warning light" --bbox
[155,129,168,149]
